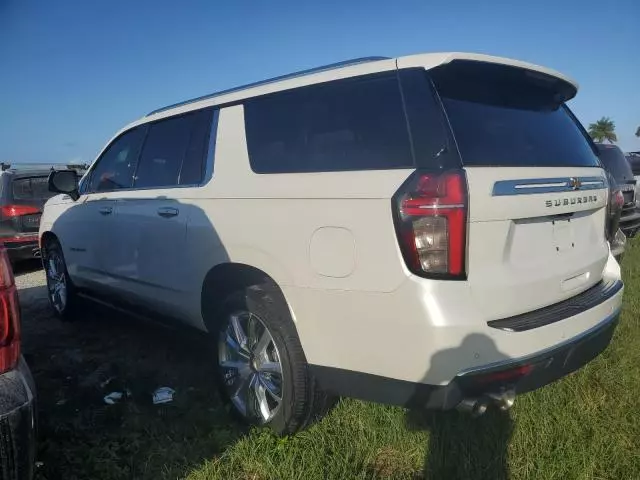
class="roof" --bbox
[0,162,89,175]
[137,52,577,126]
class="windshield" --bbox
[430,62,599,168]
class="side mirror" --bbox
[48,170,80,201]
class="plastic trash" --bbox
[103,391,124,405]
[152,387,175,405]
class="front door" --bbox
[62,125,147,290]
[103,107,215,319]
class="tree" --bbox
[636,126,640,137]
[588,117,617,143]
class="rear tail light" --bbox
[392,170,468,279]
[0,245,20,374]
[0,204,40,218]
[614,190,624,208]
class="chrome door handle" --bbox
[157,207,179,218]
[99,206,113,215]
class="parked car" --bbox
[0,243,36,479]
[625,151,640,179]
[607,186,626,261]
[595,144,640,239]
[0,163,86,264]
[40,53,623,430]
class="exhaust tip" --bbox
[456,398,489,417]
[488,390,516,411]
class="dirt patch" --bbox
[16,267,242,480]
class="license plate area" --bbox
[21,213,41,231]
[552,218,575,252]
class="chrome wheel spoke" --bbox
[230,375,251,416]
[259,361,282,376]
[253,328,272,358]
[230,313,250,354]
[247,313,260,350]
[46,253,67,312]
[259,374,282,403]
[224,332,250,360]
[219,310,284,423]
[252,374,271,421]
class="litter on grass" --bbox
[103,391,124,405]
[152,387,175,405]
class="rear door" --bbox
[427,61,608,321]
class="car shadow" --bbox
[405,334,514,480]
[19,283,248,480]
[12,257,43,275]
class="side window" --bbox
[89,127,146,193]
[179,108,214,185]
[398,69,458,169]
[244,73,414,173]
[133,108,213,189]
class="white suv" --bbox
[40,53,623,433]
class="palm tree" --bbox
[588,117,617,143]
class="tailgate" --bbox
[465,167,609,320]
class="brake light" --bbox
[614,190,624,208]
[0,245,20,374]
[0,205,40,218]
[393,170,468,278]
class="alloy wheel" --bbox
[45,250,67,313]
[218,310,283,423]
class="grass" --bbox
[21,240,640,480]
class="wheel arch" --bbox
[40,230,59,250]
[200,262,295,334]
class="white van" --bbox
[40,53,623,433]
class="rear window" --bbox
[12,176,57,201]
[596,144,633,181]
[430,61,599,168]
[244,73,414,173]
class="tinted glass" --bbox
[596,144,634,182]
[179,109,214,185]
[133,109,213,188]
[89,128,146,192]
[398,69,458,169]
[430,63,599,167]
[134,113,194,188]
[627,154,640,176]
[12,176,56,200]
[244,74,414,173]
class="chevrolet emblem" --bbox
[568,177,582,190]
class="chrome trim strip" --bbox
[456,305,622,377]
[418,203,465,209]
[493,176,606,196]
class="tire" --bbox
[42,238,79,321]
[214,283,331,435]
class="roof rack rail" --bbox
[0,162,90,172]
[146,56,390,117]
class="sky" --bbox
[1,0,638,165]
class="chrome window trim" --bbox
[82,109,219,196]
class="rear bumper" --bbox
[1,237,40,262]
[619,207,640,237]
[0,357,37,480]
[311,308,620,410]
